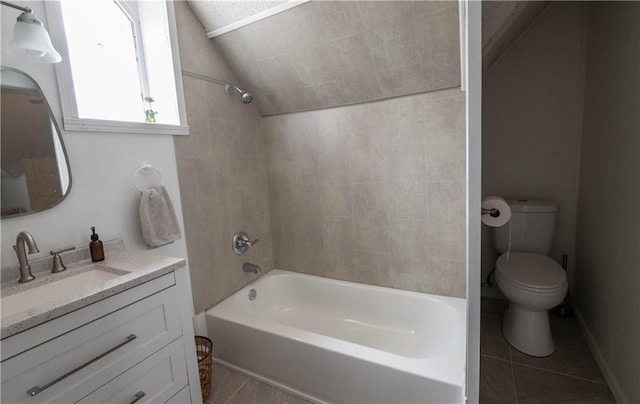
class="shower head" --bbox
[240,92,253,104]
[225,83,253,104]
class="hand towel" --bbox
[139,185,182,248]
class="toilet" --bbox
[492,200,568,357]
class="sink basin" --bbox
[1,265,129,319]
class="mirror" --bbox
[1,67,71,218]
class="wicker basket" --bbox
[195,336,213,401]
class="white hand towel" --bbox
[139,185,182,248]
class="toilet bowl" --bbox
[495,252,568,357]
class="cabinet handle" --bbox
[26,334,137,397]
[129,391,146,404]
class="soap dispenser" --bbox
[89,226,105,262]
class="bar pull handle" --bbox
[129,391,146,404]
[26,334,137,397]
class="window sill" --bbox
[63,117,189,136]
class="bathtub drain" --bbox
[248,289,257,301]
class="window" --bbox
[45,0,188,135]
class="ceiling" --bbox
[188,1,288,33]
[482,1,551,72]
[186,1,549,115]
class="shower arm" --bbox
[224,84,242,94]
[181,69,241,91]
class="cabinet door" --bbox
[165,386,192,404]
[77,339,188,404]
[1,285,182,403]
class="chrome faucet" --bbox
[13,231,40,283]
[233,231,259,255]
[242,262,261,274]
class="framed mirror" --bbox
[1,67,71,218]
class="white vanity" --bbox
[1,240,202,404]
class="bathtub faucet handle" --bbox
[233,231,258,255]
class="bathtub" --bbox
[206,270,466,404]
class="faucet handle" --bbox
[50,245,76,255]
[50,245,76,273]
[232,231,259,255]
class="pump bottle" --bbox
[90,226,105,262]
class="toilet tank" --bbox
[493,200,558,254]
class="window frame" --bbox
[44,0,189,136]
[116,0,151,110]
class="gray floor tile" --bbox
[481,297,508,319]
[208,365,249,404]
[480,356,517,404]
[226,379,312,404]
[480,316,511,360]
[510,346,606,384]
[549,314,592,352]
[509,314,606,383]
[513,363,616,404]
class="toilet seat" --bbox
[496,252,567,293]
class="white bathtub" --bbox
[206,270,466,404]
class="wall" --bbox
[0,2,190,300]
[573,3,640,403]
[482,2,586,283]
[210,1,460,115]
[263,88,466,298]
[173,3,274,312]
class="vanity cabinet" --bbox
[1,267,201,404]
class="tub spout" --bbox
[243,262,261,274]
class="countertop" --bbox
[0,240,186,339]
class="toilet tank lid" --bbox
[507,199,558,213]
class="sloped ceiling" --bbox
[482,1,551,72]
[188,1,461,116]
[187,1,549,115]
[189,1,287,32]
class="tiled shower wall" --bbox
[175,1,466,308]
[174,3,274,312]
[211,1,460,115]
[263,88,466,298]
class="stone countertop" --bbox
[0,240,186,339]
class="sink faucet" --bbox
[13,231,39,283]
[242,262,261,274]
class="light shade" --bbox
[9,19,62,63]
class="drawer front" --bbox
[165,385,192,404]
[2,272,176,360]
[1,286,182,404]
[78,339,188,404]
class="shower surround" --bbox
[264,89,466,297]
[174,2,275,312]
[174,1,467,311]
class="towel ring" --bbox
[132,164,164,192]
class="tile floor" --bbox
[205,364,311,404]
[480,297,616,403]
[203,298,615,404]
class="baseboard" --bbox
[212,358,328,404]
[573,305,629,404]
